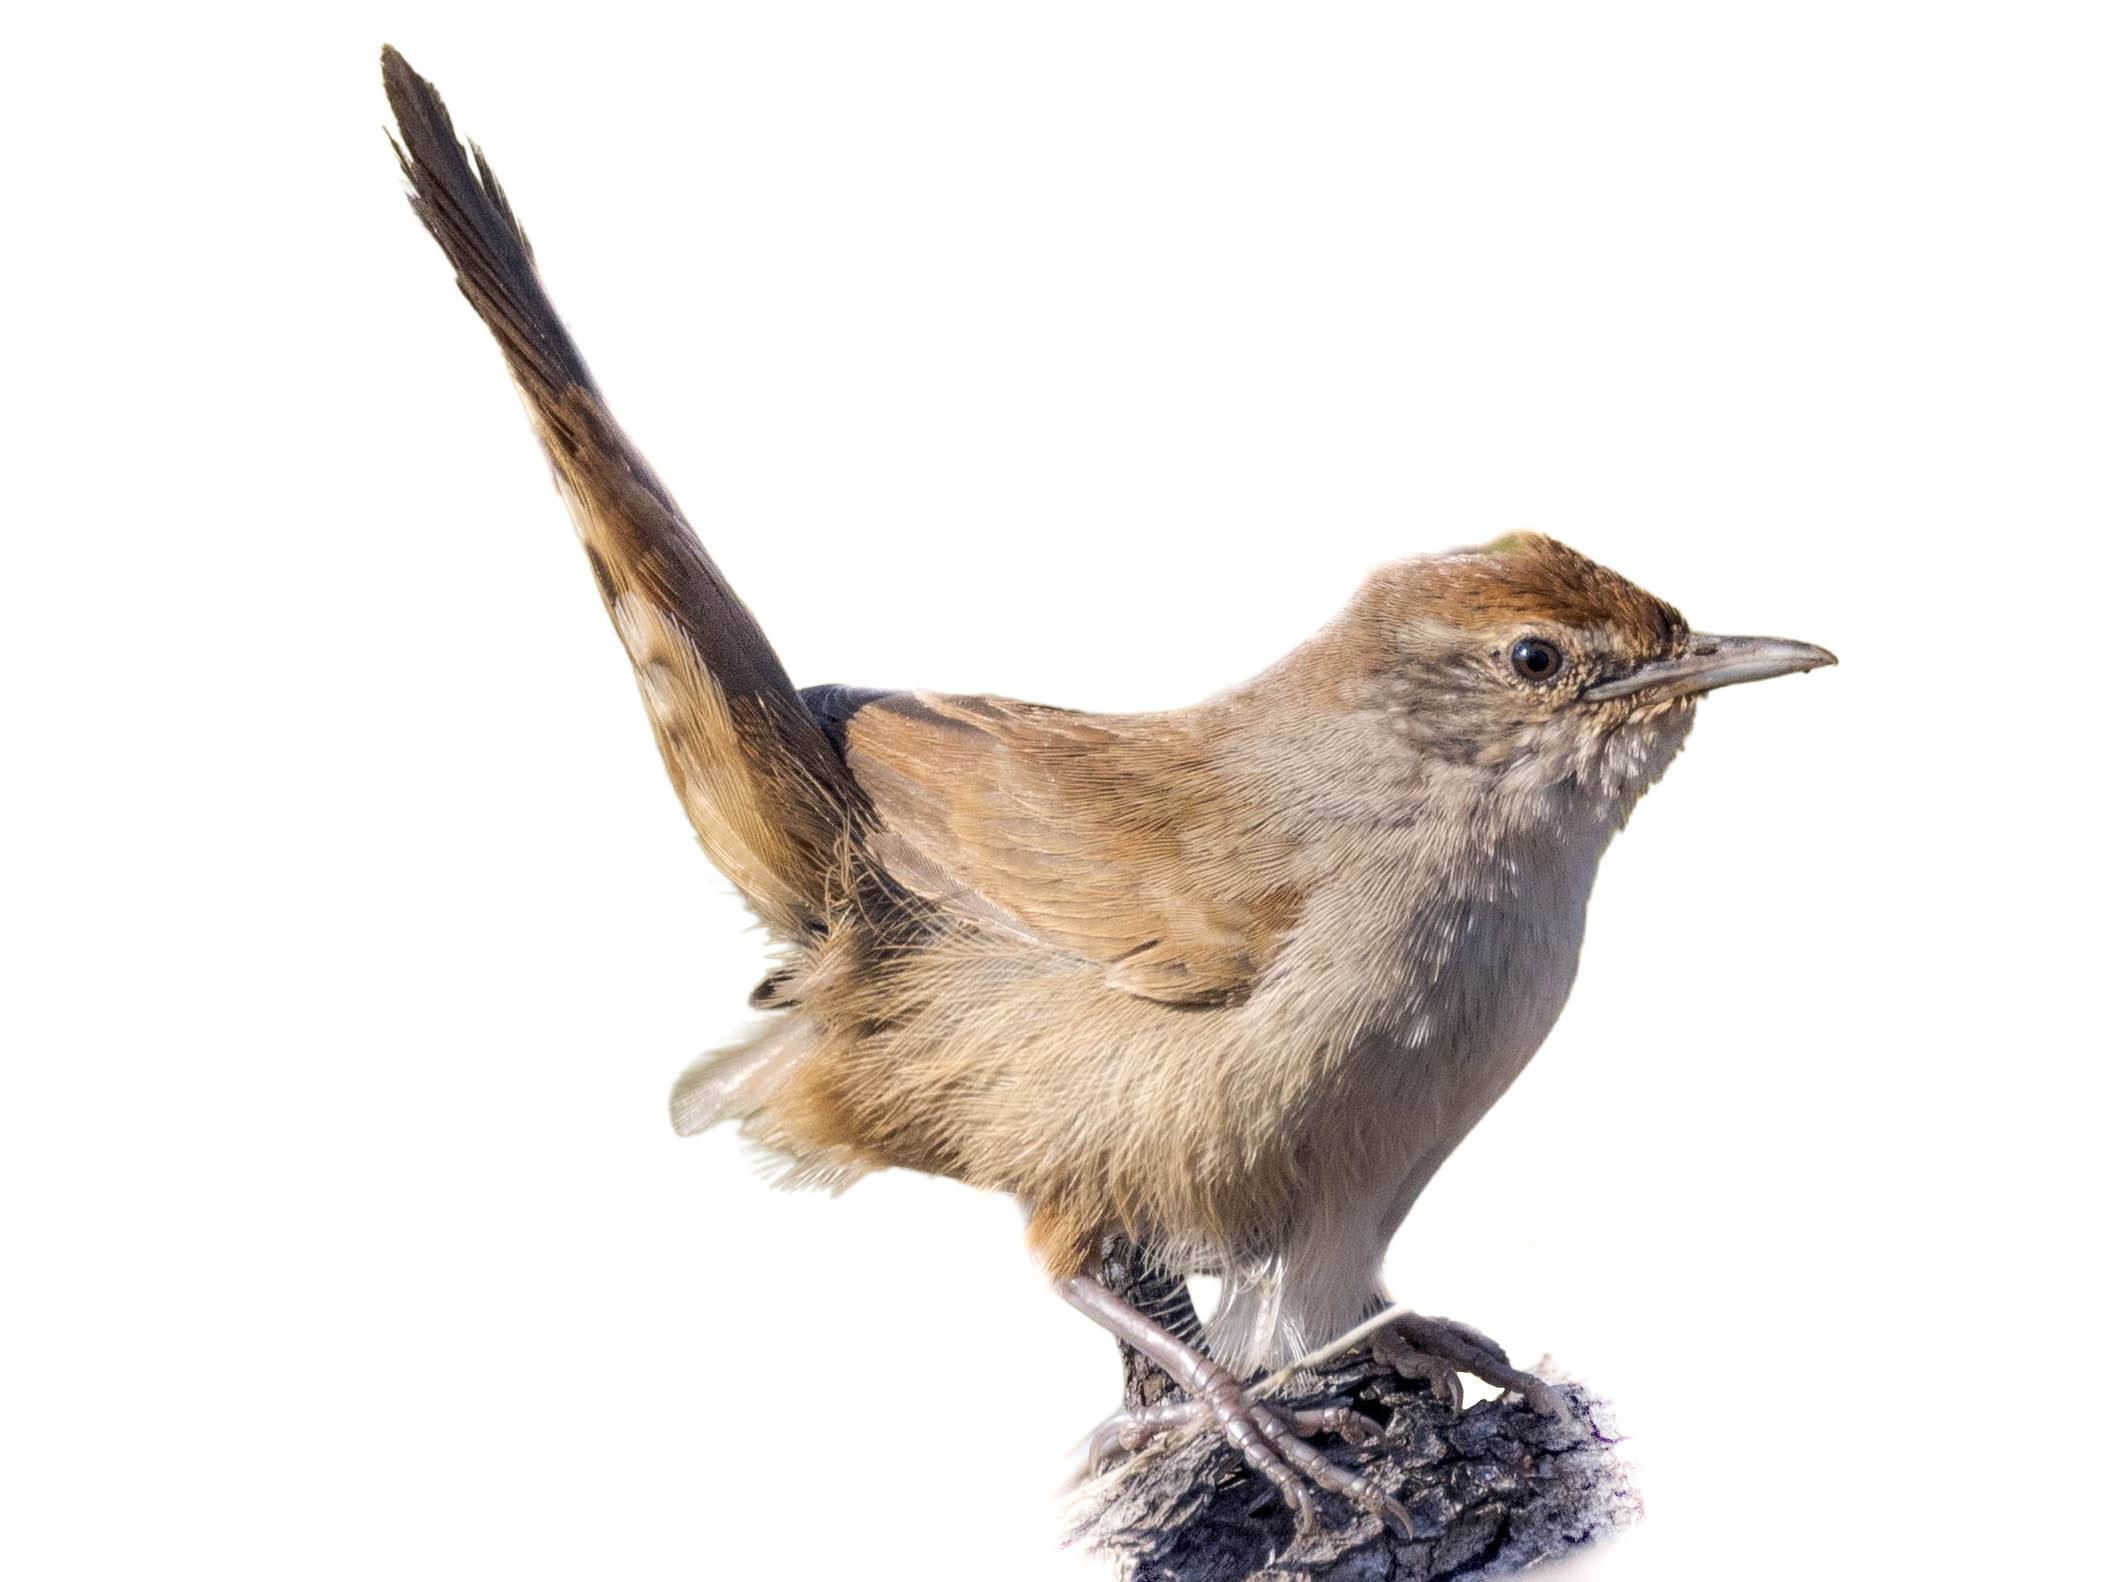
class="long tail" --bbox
[382,46,863,935]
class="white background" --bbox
[5,5,2103,1579]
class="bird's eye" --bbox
[1510,637,1564,682]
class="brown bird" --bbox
[383,48,1835,1534]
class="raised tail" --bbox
[382,47,864,934]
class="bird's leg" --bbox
[1094,1232,1197,1411]
[1369,1309,1565,1418]
[1062,1274,1410,1538]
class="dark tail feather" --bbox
[382,48,594,401]
[383,47,865,934]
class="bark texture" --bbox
[1071,1246,1638,1582]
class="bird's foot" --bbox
[1371,1312,1567,1419]
[1088,1375,1410,1538]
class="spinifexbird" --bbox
[382,46,1834,1534]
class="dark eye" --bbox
[1510,637,1564,682]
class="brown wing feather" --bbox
[825,690,1307,1004]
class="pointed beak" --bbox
[1583,633,1838,703]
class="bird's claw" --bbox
[1089,1386,1409,1538]
[1373,1331,1468,1412]
[1372,1312,1568,1421]
[1285,1404,1382,1448]
[1085,1398,1190,1476]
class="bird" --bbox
[382,46,1836,1535]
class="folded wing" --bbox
[808,687,1307,1005]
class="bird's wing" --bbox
[804,686,1306,1005]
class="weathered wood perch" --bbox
[1070,1243,1638,1581]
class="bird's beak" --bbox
[1583,633,1837,702]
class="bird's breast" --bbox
[1202,824,1609,1369]
[1254,814,1613,1211]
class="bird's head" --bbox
[1337,533,1834,821]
